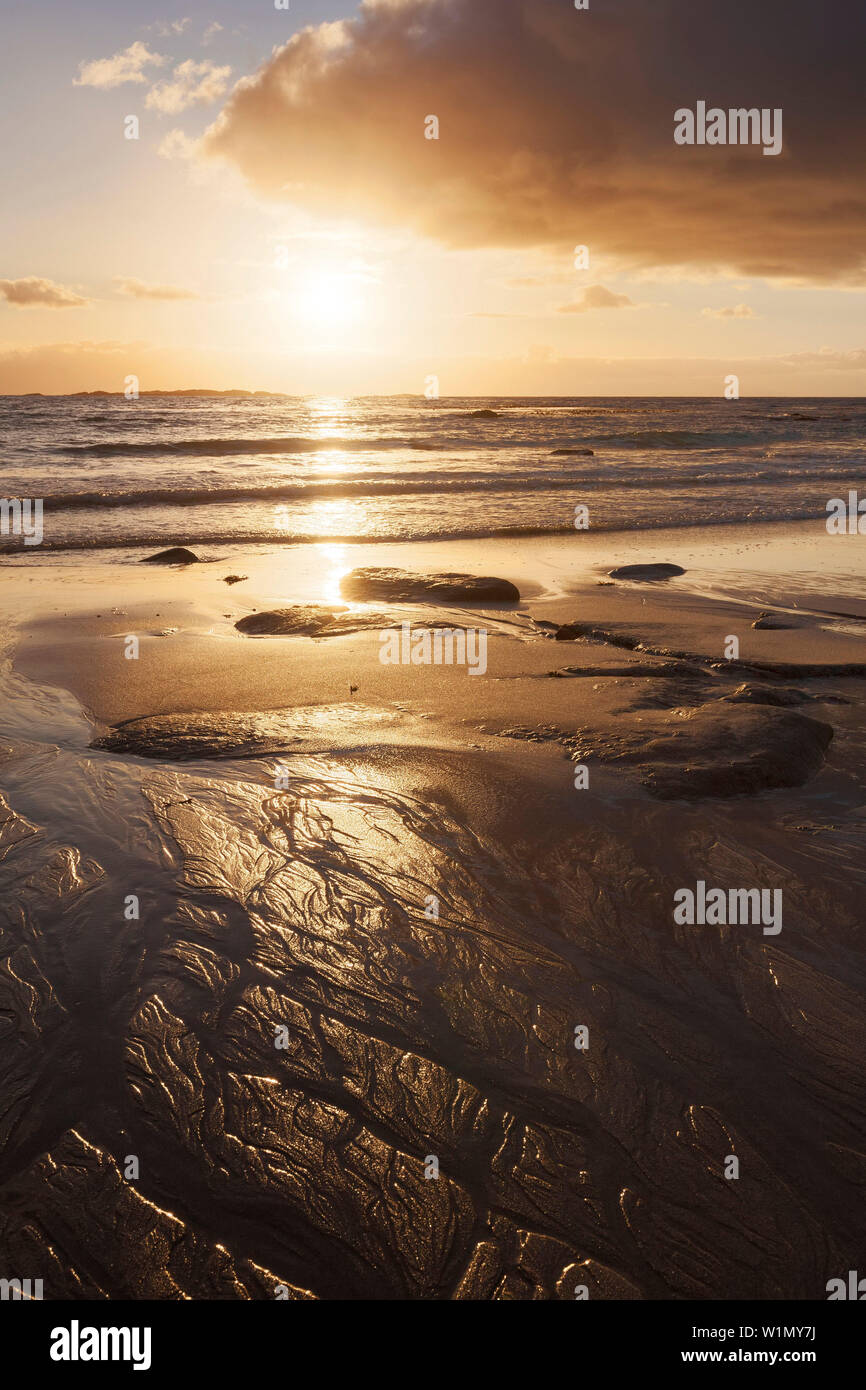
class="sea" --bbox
[0,394,862,560]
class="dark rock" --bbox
[235,605,348,636]
[721,683,807,707]
[551,447,594,456]
[234,605,394,638]
[721,682,848,708]
[91,705,404,760]
[340,567,520,604]
[141,547,200,565]
[223,575,248,586]
[236,606,341,636]
[638,706,834,799]
[752,612,796,631]
[608,563,685,581]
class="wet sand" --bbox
[0,521,865,1299]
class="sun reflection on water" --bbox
[317,542,351,604]
[306,395,350,440]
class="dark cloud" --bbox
[203,0,866,284]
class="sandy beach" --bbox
[1,517,864,1299]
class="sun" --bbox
[295,269,363,332]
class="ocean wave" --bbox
[0,507,826,556]
[584,429,749,448]
[64,435,440,458]
[77,412,179,425]
[28,465,863,513]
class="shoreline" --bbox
[7,517,866,727]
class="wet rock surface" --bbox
[752,612,798,631]
[608,563,686,580]
[235,605,358,637]
[91,705,409,760]
[503,698,834,798]
[141,547,201,565]
[606,704,833,799]
[340,568,520,604]
[721,682,812,706]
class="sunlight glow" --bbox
[295,272,363,332]
[316,542,351,604]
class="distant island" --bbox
[20,389,296,399]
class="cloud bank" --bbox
[203,0,866,284]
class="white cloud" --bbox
[146,59,232,115]
[74,42,165,90]
[157,127,201,160]
[114,277,199,301]
[154,17,192,37]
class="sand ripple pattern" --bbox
[1,706,865,1297]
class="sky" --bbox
[1,0,865,396]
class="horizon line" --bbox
[2,391,863,401]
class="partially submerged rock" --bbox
[721,683,808,707]
[551,447,594,456]
[91,705,405,760]
[235,605,349,636]
[608,563,685,581]
[576,703,834,800]
[340,567,520,604]
[752,611,797,631]
[720,683,847,709]
[141,547,200,565]
[465,408,500,418]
